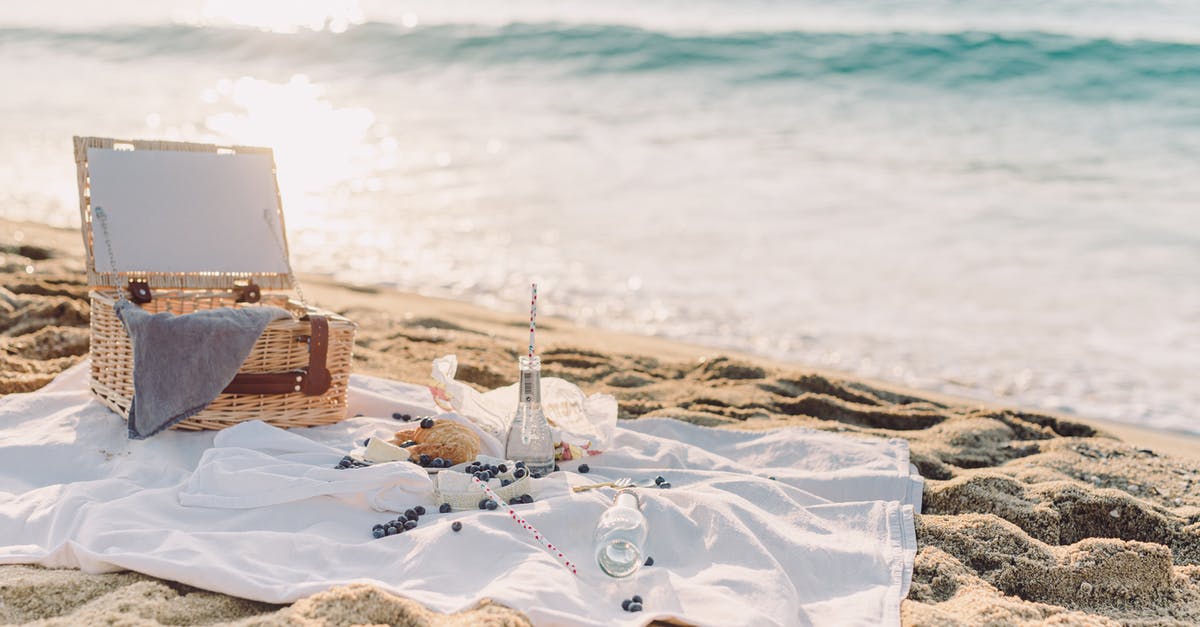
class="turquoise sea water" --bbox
[1,1,1198,432]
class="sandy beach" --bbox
[3,218,1199,626]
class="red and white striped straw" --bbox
[528,283,538,359]
[471,476,577,575]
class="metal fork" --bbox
[572,477,633,493]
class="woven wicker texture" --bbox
[76,136,357,431]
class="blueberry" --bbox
[498,464,508,473]
[474,471,486,481]
[384,526,398,536]
[485,500,498,510]
[451,521,462,532]
[514,461,526,469]
[372,523,384,531]
[632,595,643,604]
[659,482,671,489]
[403,520,418,531]
[488,465,499,474]
[628,602,642,612]
[415,505,426,516]
[523,495,535,504]
[514,468,527,479]
[391,412,403,420]
[432,458,445,468]
[420,418,435,429]
[404,508,418,521]
[479,499,489,510]
[621,599,632,611]
[372,528,384,539]
[418,454,431,466]
[501,479,512,487]
[400,440,417,448]
[578,464,590,474]
[644,556,654,566]
[439,503,452,514]
[769,476,777,481]
[654,475,666,485]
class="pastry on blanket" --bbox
[391,418,481,465]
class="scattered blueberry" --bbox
[418,454,431,466]
[621,599,632,611]
[628,602,642,612]
[488,465,499,474]
[372,528,384,539]
[420,418,435,429]
[403,520,418,531]
[501,479,512,487]
[439,503,452,514]
[523,494,535,504]
[485,500,498,510]
[513,468,527,479]
[391,412,403,420]
[384,526,398,536]
[432,458,445,468]
[415,505,426,516]
[632,595,643,604]
[498,464,508,473]
[400,440,417,448]
[644,556,654,566]
[479,499,489,510]
[451,521,462,532]
[404,508,418,521]
[515,461,526,469]
[578,463,590,474]
[654,475,666,486]
[769,476,777,481]
[659,482,672,489]
[372,524,384,532]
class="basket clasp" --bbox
[127,279,152,304]
[234,281,261,304]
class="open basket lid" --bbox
[74,136,295,291]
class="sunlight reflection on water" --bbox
[202,75,393,222]
[197,0,363,34]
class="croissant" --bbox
[391,419,481,466]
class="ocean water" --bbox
[1,1,1198,433]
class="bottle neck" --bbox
[518,361,541,405]
[613,490,640,511]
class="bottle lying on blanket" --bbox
[505,355,555,476]
[594,489,648,578]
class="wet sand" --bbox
[3,219,1198,626]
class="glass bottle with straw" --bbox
[505,283,555,476]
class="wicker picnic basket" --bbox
[74,136,356,430]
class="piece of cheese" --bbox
[364,437,411,463]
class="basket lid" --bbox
[75,136,295,290]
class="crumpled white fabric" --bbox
[431,354,618,452]
[0,362,920,626]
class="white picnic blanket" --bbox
[0,363,920,626]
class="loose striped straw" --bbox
[472,476,577,575]
[528,282,538,359]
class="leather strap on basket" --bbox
[222,315,332,396]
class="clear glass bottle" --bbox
[593,489,648,578]
[505,355,555,476]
